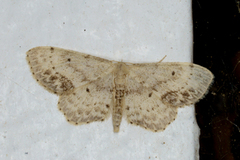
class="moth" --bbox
[26,46,213,132]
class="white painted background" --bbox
[0,0,199,160]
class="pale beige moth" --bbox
[26,46,213,132]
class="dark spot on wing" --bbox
[41,73,74,93]
[43,69,51,75]
[180,99,187,103]
[148,92,152,97]
[50,47,54,53]
[140,81,145,84]
[49,75,58,81]
[161,91,179,105]
[59,75,74,91]
[181,91,190,98]
[152,88,158,92]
